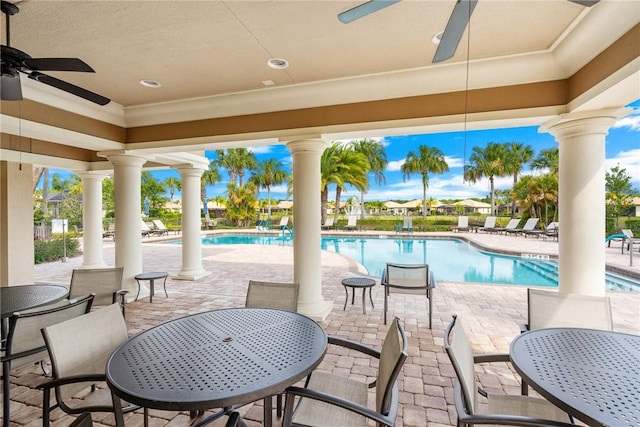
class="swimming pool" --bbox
[170,234,638,291]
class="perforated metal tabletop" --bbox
[1,284,69,319]
[106,307,327,425]
[510,328,640,427]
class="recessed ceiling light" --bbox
[432,31,443,45]
[139,79,161,88]
[267,58,289,70]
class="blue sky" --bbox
[53,99,640,203]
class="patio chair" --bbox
[321,217,334,230]
[505,217,538,236]
[444,315,573,427]
[70,412,94,427]
[343,215,358,231]
[69,267,127,317]
[453,215,469,232]
[282,317,408,427]
[245,280,300,418]
[402,216,413,233]
[278,216,290,230]
[141,219,153,237]
[151,219,170,236]
[381,263,435,329]
[2,294,94,427]
[519,288,612,395]
[38,303,144,425]
[493,218,520,234]
[476,216,497,233]
[621,229,640,253]
[524,221,558,239]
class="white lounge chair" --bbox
[621,229,640,253]
[453,216,469,232]
[278,216,290,230]
[151,219,170,236]
[505,217,538,236]
[321,217,335,230]
[494,218,520,234]
[343,216,358,231]
[476,216,497,233]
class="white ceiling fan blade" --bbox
[338,0,401,24]
[432,0,478,63]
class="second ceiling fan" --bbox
[338,0,600,64]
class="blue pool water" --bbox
[169,234,638,291]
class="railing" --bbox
[34,224,51,241]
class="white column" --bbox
[286,139,333,321]
[77,171,110,269]
[175,166,210,280]
[106,154,147,297]
[540,107,630,296]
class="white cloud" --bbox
[386,159,405,172]
[445,155,464,168]
[247,146,273,154]
[605,148,640,187]
[612,112,640,131]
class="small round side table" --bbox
[341,277,376,314]
[134,271,169,303]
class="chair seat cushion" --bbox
[291,371,368,427]
[487,394,571,422]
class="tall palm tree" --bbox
[250,159,288,221]
[505,142,534,217]
[163,176,182,204]
[201,161,221,224]
[464,142,508,216]
[215,148,257,186]
[401,145,449,220]
[352,138,387,219]
[320,143,369,224]
[531,147,559,174]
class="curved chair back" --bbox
[382,263,435,328]
[376,317,408,417]
[69,267,126,312]
[527,288,613,331]
[444,314,478,415]
[246,280,299,312]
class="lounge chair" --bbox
[453,216,469,232]
[141,220,153,237]
[402,216,412,233]
[494,218,520,234]
[151,219,170,236]
[505,217,538,236]
[476,216,497,233]
[321,217,334,230]
[343,215,358,231]
[278,216,290,230]
[523,221,558,239]
[621,229,640,253]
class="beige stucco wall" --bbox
[0,161,35,286]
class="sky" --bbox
[52,99,640,203]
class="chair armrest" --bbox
[37,373,106,390]
[520,323,530,334]
[473,353,510,364]
[328,336,381,359]
[285,386,396,426]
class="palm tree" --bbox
[320,143,369,224]
[505,142,534,217]
[401,145,449,220]
[201,161,221,224]
[215,148,257,186]
[531,147,559,174]
[351,139,387,219]
[163,176,182,204]
[250,159,288,222]
[463,142,508,216]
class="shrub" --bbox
[34,235,80,264]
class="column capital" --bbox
[74,170,112,180]
[104,153,147,167]
[540,107,632,139]
[176,165,206,178]
[286,139,330,154]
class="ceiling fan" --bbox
[1,0,110,105]
[338,0,600,64]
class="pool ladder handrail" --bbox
[282,225,293,241]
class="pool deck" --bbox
[4,230,639,427]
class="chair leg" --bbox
[3,361,11,427]
[383,292,388,325]
[521,380,529,396]
[276,394,283,418]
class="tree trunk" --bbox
[511,174,517,218]
[422,182,427,220]
[360,190,366,220]
[267,186,272,222]
[333,187,342,223]
[321,187,328,225]
[489,176,495,216]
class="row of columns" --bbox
[66,107,629,320]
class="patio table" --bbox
[106,307,327,427]
[1,284,69,338]
[510,327,640,427]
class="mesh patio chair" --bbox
[381,263,435,329]
[1,294,94,427]
[444,315,574,427]
[321,217,334,230]
[402,216,413,233]
[343,215,358,231]
[453,216,469,232]
[245,280,300,419]
[70,412,94,427]
[282,317,408,427]
[38,303,144,425]
[151,219,170,236]
[519,288,613,395]
[69,267,127,317]
[506,217,539,236]
[476,216,497,233]
[493,218,520,234]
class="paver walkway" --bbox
[3,231,638,427]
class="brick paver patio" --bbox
[2,231,638,427]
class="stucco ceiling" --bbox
[0,0,638,169]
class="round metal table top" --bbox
[134,271,169,280]
[341,277,376,288]
[510,327,640,427]
[1,284,69,318]
[106,307,327,411]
